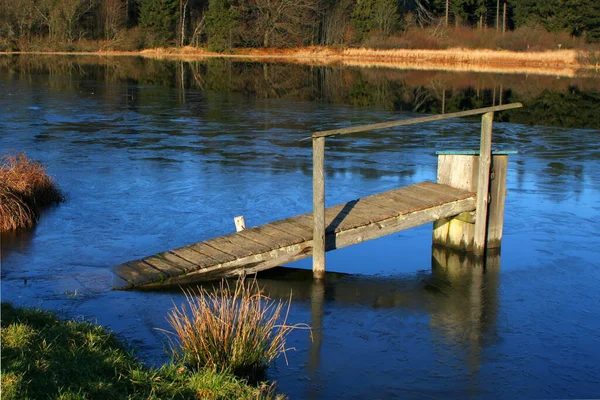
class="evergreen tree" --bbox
[139,0,178,45]
[508,0,562,32]
[351,0,399,39]
[204,0,238,51]
[562,0,600,42]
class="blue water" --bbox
[1,57,599,399]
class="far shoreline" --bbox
[2,46,597,77]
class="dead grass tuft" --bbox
[165,278,309,381]
[0,184,35,231]
[0,154,63,232]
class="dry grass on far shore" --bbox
[342,47,580,67]
[0,154,63,232]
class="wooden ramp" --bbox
[112,181,475,289]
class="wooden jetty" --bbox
[112,103,522,289]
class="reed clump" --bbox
[166,278,307,381]
[0,154,63,232]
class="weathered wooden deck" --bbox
[112,181,475,289]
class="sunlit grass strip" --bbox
[343,48,580,67]
[1,302,283,399]
[166,278,308,381]
[0,153,63,232]
[338,59,577,77]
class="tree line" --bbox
[1,0,599,51]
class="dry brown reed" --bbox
[0,154,63,232]
[165,278,308,381]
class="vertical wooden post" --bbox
[473,112,493,255]
[487,155,508,248]
[313,137,326,279]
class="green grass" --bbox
[0,302,284,400]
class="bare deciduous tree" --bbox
[101,0,125,39]
[319,0,353,45]
[373,0,398,36]
[247,0,319,47]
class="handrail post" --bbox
[473,111,493,255]
[313,136,326,279]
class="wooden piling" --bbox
[313,136,326,279]
[433,154,479,252]
[486,155,508,248]
[473,112,493,255]
[433,151,512,253]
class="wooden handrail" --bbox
[310,103,522,139]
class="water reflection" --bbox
[2,54,600,129]
[428,247,500,375]
[249,246,500,387]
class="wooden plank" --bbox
[401,183,459,205]
[417,181,476,200]
[146,240,315,287]
[313,136,326,279]
[205,233,272,259]
[347,197,404,222]
[311,103,522,138]
[285,213,314,231]
[143,255,187,277]
[474,112,493,255]
[112,260,164,287]
[171,246,220,268]
[160,251,197,269]
[368,188,426,214]
[353,197,403,220]
[384,187,438,212]
[236,228,290,249]
[188,242,236,264]
[270,218,312,241]
[245,224,305,246]
[325,200,372,233]
[259,224,307,243]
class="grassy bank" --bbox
[0,302,283,400]
[0,154,63,232]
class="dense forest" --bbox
[0,0,599,51]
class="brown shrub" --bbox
[0,184,35,232]
[361,24,588,53]
[0,154,63,232]
[165,278,310,381]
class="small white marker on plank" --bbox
[234,216,246,232]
